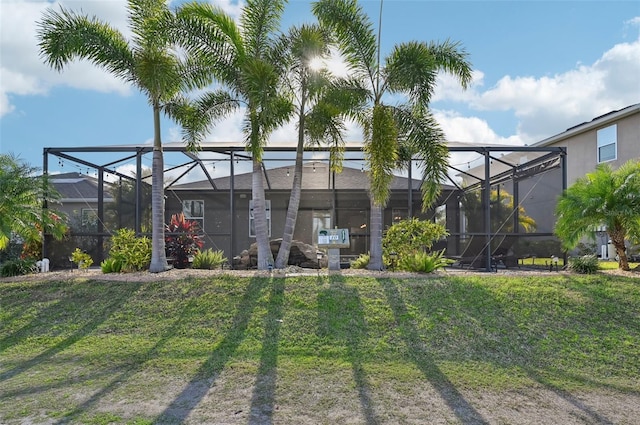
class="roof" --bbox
[169,161,456,192]
[533,103,640,148]
[51,172,114,202]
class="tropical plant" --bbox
[567,255,600,274]
[274,24,367,268]
[555,160,640,270]
[70,248,93,269]
[461,186,537,233]
[0,153,67,252]
[174,0,293,270]
[398,249,453,273]
[350,252,370,269]
[165,213,203,268]
[37,0,234,273]
[108,228,152,272]
[192,248,227,270]
[0,258,37,277]
[313,0,472,270]
[382,218,448,260]
[100,258,123,274]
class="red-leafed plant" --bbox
[165,213,203,268]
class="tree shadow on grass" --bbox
[154,276,267,424]
[394,274,622,424]
[0,281,141,383]
[377,278,490,424]
[248,278,284,425]
[318,275,381,425]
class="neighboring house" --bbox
[532,103,639,185]
[533,103,640,257]
[50,172,114,231]
[458,104,639,261]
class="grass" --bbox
[1,273,639,424]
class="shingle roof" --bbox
[169,162,453,191]
[50,172,114,201]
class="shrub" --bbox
[383,218,448,259]
[100,258,122,274]
[71,248,93,269]
[192,248,227,270]
[350,253,370,269]
[109,228,151,272]
[165,213,203,268]
[0,258,37,277]
[398,250,453,273]
[568,255,599,274]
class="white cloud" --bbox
[468,37,640,142]
[0,0,138,117]
[434,109,525,146]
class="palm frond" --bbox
[241,0,286,59]
[37,6,135,82]
[385,40,472,106]
[312,0,378,90]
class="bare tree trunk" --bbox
[368,198,384,270]
[253,158,274,270]
[275,98,306,269]
[149,103,169,273]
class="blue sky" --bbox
[1,0,639,180]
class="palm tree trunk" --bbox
[275,95,307,269]
[368,198,384,270]
[149,103,169,273]
[610,229,630,271]
[253,158,274,270]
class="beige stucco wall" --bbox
[547,112,640,185]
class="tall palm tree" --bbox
[37,0,233,272]
[555,160,640,271]
[0,154,67,251]
[274,24,367,268]
[313,0,473,269]
[175,0,293,270]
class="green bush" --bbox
[0,258,37,277]
[398,250,453,273]
[100,258,122,274]
[383,218,448,259]
[192,249,227,270]
[568,255,599,274]
[350,253,370,269]
[108,228,151,272]
[71,248,93,269]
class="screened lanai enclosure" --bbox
[43,142,566,271]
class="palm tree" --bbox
[175,0,293,270]
[37,0,233,272]
[313,0,472,269]
[555,160,640,271]
[274,24,367,268]
[0,154,67,252]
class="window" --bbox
[392,208,407,224]
[80,208,98,232]
[597,124,617,163]
[249,200,271,238]
[182,200,204,230]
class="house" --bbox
[42,142,567,270]
[50,172,114,231]
[532,103,639,185]
[165,160,455,263]
[457,104,639,261]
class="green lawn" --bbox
[1,273,639,424]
